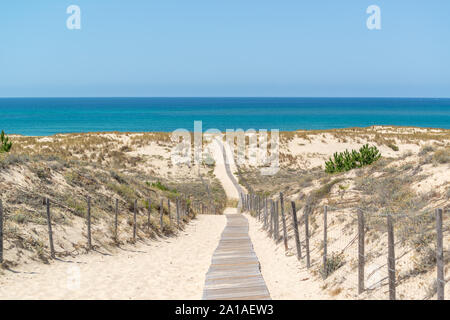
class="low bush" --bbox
[320,252,345,277]
[433,148,450,164]
[0,130,12,153]
[151,181,177,193]
[419,145,434,156]
[325,144,381,173]
[388,143,399,151]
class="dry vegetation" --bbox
[238,126,449,300]
[0,132,226,269]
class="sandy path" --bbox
[210,139,328,300]
[210,139,242,200]
[0,215,226,300]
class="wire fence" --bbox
[241,191,448,300]
[0,191,215,265]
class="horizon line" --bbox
[1,96,450,99]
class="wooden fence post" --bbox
[436,208,444,300]
[264,197,268,229]
[114,198,119,241]
[304,206,311,268]
[187,196,191,217]
[187,195,191,217]
[176,197,180,228]
[387,213,396,300]
[133,199,137,242]
[87,196,92,250]
[280,193,288,252]
[147,198,151,231]
[160,199,164,231]
[291,201,302,260]
[259,196,262,221]
[323,205,328,279]
[0,199,3,264]
[358,208,365,294]
[269,200,274,235]
[168,199,171,226]
[257,196,261,221]
[46,198,56,258]
[274,200,279,241]
[182,198,185,217]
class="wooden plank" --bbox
[202,214,271,300]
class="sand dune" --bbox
[0,215,226,300]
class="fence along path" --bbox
[202,213,270,300]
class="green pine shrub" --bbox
[325,144,381,173]
[0,130,12,153]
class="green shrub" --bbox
[433,149,450,164]
[388,143,399,151]
[0,130,12,153]
[320,252,345,277]
[325,144,381,173]
[151,181,177,193]
[12,212,28,224]
[419,145,434,156]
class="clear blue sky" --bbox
[1,0,449,97]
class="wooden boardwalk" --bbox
[202,214,271,300]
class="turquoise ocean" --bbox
[0,98,449,136]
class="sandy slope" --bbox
[247,215,328,299]
[0,215,226,300]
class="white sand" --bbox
[247,214,328,300]
[0,215,226,300]
[210,139,241,200]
